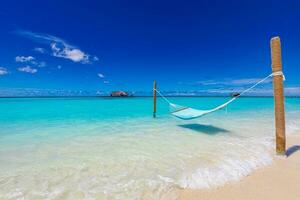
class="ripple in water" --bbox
[0,98,300,199]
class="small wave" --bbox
[176,136,274,189]
[177,153,272,189]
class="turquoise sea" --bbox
[0,97,300,199]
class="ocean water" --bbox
[0,97,300,200]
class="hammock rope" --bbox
[155,71,285,120]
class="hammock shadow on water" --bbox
[178,124,230,135]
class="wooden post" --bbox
[270,36,286,155]
[153,80,157,118]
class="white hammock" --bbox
[156,71,284,120]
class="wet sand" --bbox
[180,135,300,200]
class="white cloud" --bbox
[37,61,46,67]
[15,55,46,67]
[34,47,46,53]
[0,88,108,97]
[285,87,300,96]
[203,87,300,96]
[30,60,46,67]
[0,67,8,75]
[230,78,272,85]
[18,66,37,74]
[15,56,35,62]
[196,77,272,86]
[196,80,223,86]
[98,73,105,78]
[103,80,109,84]
[16,30,95,64]
[96,90,103,95]
[51,43,89,63]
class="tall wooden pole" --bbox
[270,36,286,155]
[153,80,157,118]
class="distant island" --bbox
[110,91,132,97]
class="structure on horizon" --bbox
[110,91,130,97]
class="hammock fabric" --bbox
[156,71,284,120]
[169,98,236,120]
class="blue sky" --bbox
[0,0,300,96]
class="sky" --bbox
[0,0,300,96]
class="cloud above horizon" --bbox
[0,88,108,97]
[155,86,300,96]
[18,66,37,74]
[15,30,96,64]
[175,76,277,96]
[97,73,105,78]
[15,56,35,62]
[93,56,99,62]
[196,77,272,86]
[15,55,46,68]
[33,47,46,54]
[0,67,8,75]
[0,86,299,97]
[200,86,300,96]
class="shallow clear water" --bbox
[0,97,300,200]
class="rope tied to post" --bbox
[271,71,285,81]
[153,71,286,120]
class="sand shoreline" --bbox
[179,135,300,200]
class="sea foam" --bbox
[0,97,300,199]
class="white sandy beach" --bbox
[179,135,300,200]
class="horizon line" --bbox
[0,95,299,98]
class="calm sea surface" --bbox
[0,97,300,199]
